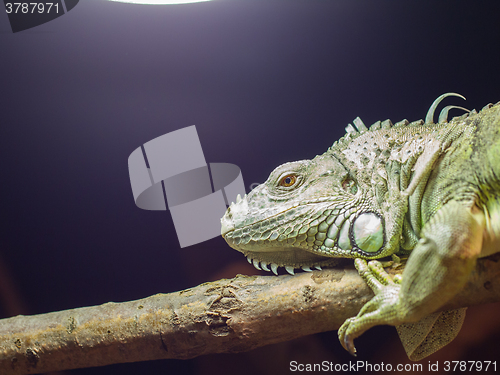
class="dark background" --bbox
[1,1,500,374]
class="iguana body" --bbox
[221,94,500,360]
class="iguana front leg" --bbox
[338,200,484,356]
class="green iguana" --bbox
[220,93,500,360]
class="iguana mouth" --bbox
[222,215,340,274]
[220,195,339,237]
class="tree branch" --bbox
[1,255,499,374]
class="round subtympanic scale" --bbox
[352,213,384,253]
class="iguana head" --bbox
[220,148,388,274]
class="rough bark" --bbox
[1,254,499,374]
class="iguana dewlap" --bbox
[221,93,500,360]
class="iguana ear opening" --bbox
[341,177,358,194]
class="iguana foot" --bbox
[338,258,403,355]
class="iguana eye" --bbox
[279,174,297,187]
[342,178,358,194]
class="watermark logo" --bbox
[3,1,212,33]
[4,1,79,33]
[128,125,246,248]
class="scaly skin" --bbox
[221,94,500,359]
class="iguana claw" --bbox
[344,335,357,357]
[338,317,357,356]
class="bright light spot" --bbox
[108,0,212,4]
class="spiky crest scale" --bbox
[330,93,471,154]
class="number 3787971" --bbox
[5,3,60,14]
